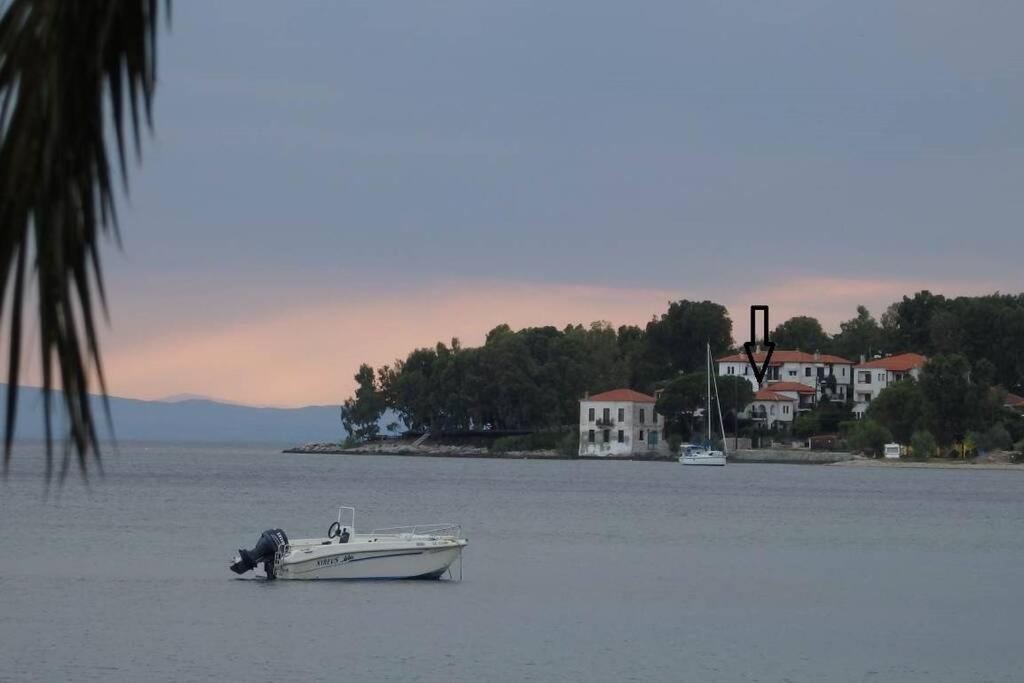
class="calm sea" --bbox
[2,442,1023,682]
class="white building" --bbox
[718,349,855,402]
[743,388,798,429]
[763,381,818,412]
[578,389,667,457]
[852,353,928,417]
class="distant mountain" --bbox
[0,385,345,443]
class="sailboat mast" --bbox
[706,342,712,442]
[711,356,728,457]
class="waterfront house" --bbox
[717,349,854,402]
[763,381,817,412]
[852,352,928,417]
[1004,391,1024,415]
[743,388,798,430]
[578,389,667,457]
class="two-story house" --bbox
[743,388,798,429]
[578,389,667,456]
[717,349,854,402]
[763,381,817,411]
[1004,391,1024,415]
[852,353,928,417]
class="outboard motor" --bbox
[230,529,288,579]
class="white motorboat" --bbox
[680,342,729,466]
[230,507,467,580]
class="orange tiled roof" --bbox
[766,381,817,394]
[717,350,853,365]
[753,389,797,402]
[856,353,928,371]
[586,388,656,403]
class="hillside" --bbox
[0,385,344,443]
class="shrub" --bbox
[491,431,567,452]
[968,424,1013,454]
[668,433,683,455]
[984,423,1014,451]
[793,414,820,438]
[848,419,892,458]
[559,431,580,457]
[909,430,937,460]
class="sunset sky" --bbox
[83,1,1023,407]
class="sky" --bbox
[77,0,1024,407]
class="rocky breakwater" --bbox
[729,448,856,464]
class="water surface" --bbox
[2,443,1023,682]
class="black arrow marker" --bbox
[743,305,775,385]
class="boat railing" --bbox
[370,523,463,539]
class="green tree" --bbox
[793,413,820,438]
[881,290,948,353]
[772,316,830,353]
[340,364,386,441]
[919,354,971,446]
[910,430,937,460]
[715,375,755,417]
[655,373,709,438]
[1,1,167,477]
[644,300,733,377]
[865,379,924,443]
[831,306,883,360]
[848,419,892,457]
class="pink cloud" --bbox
[8,275,1006,407]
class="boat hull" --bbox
[679,454,726,466]
[276,541,465,580]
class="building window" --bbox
[770,405,776,415]
[618,408,625,422]
[639,408,646,423]
[588,430,595,443]
[783,405,790,414]
[603,429,610,443]
[859,371,871,384]
[639,429,644,441]
[588,407,594,422]
[617,430,624,443]
[878,373,885,382]
[603,407,610,422]
[817,367,825,378]
[743,366,750,376]
[788,370,797,377]
[805,367,812,377]
[651,432,659,445]
[842,367,846,376]
[727,366,735,375]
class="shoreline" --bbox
[831,458,1024,470]
[284,441,1024,469]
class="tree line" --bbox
[341,292,1024,444]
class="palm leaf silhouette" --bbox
[1,0,167,480]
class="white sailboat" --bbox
[679,343,728,466]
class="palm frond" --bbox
[0,0,166,480]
